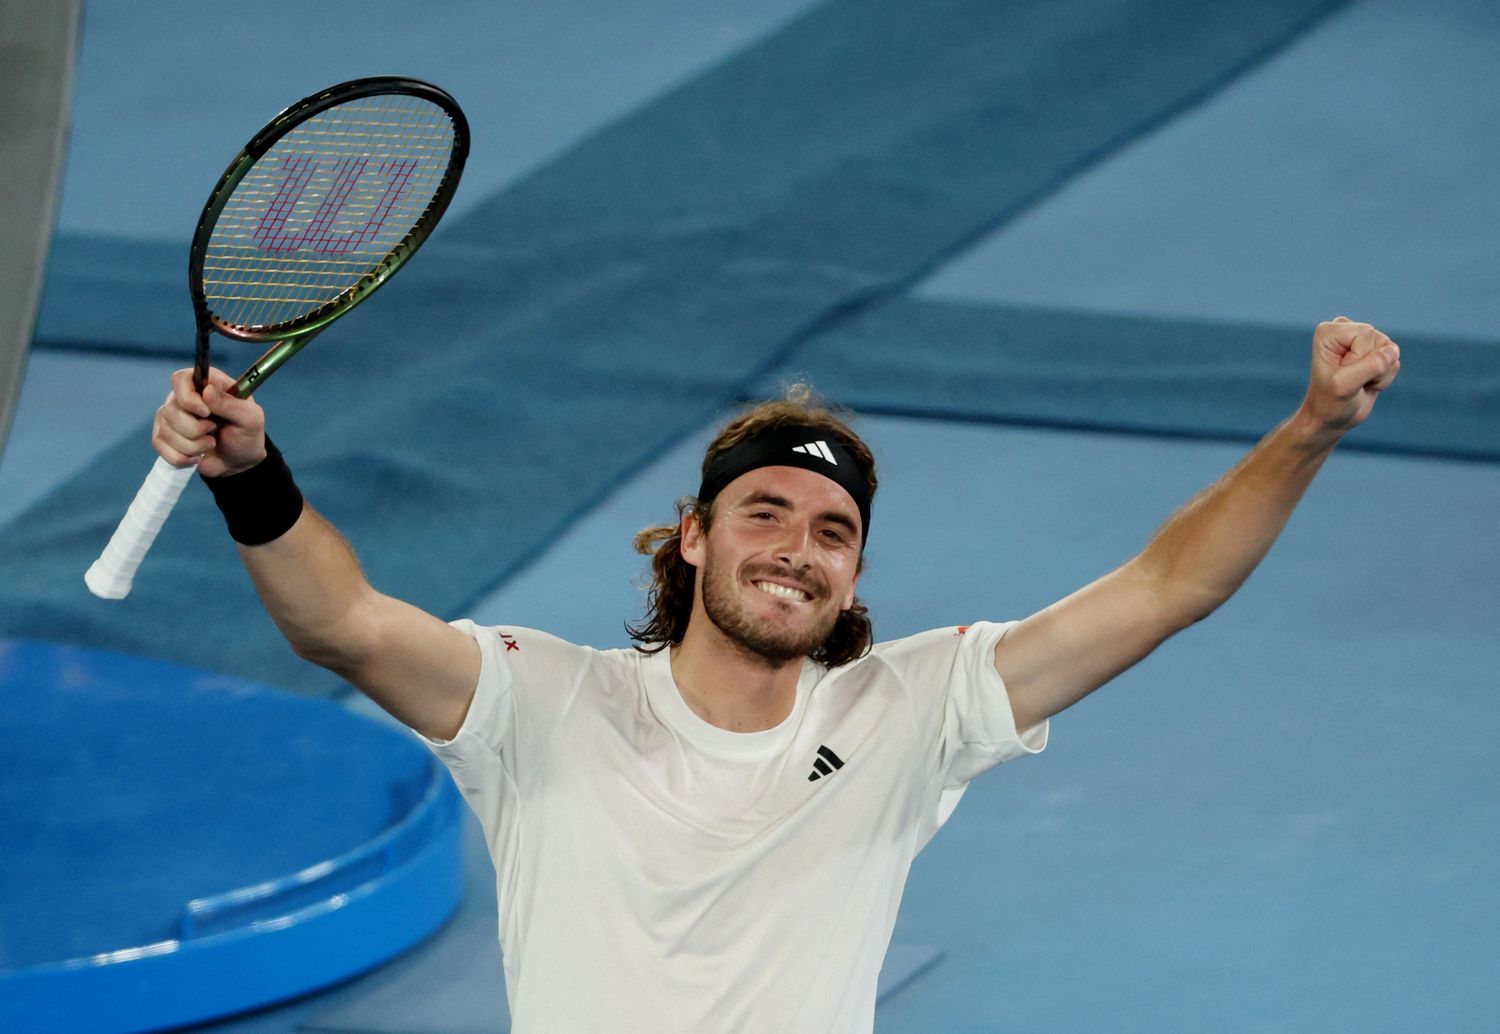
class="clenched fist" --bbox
[1300,317,1401,437]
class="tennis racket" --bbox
[85,76,468,599]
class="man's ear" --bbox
[680,509,705,568]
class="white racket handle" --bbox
[85,457,197,599]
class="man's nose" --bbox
[774,522,814,566]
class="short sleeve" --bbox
[412,618,515,760]
[881,621,1047,852]
[410,623,593,804]
[939,620,1048,787]
[409,621,527,859]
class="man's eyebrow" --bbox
[818,510,859,535]
[738,491,858,534]
[739,491,791,510]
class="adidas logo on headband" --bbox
[791,440,838,465]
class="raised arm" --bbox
[995,318,1402,732]
[153,367,479,740]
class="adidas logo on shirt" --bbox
[807,744,844,781]
[792,440,837,465]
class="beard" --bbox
[698,549,840,666]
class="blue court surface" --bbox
[3,1,1498,1031]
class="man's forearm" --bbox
[237,504,377,671]
[237,497,481,739]
[994,321,1398,728]
[1138,407,1340,624]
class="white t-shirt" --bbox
[416,619,1048,1034]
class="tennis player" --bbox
[153,317,1399,1032]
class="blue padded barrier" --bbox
[0,639,464,1034]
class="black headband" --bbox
[697,425,871,543]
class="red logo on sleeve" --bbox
[953,625,969,636]
[499,631,520,652]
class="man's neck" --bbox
[669,625,804,733]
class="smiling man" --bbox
[151,318,1400,1032]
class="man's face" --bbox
[681,465,862,665]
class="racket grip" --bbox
[84,457,196,600]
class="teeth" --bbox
[755,581,809,601]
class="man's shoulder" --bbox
[851,621,1014,679]
[453,621,611,672]
[868,622,997,657]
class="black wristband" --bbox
[201,435,305,546]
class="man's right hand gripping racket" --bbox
[85,77,468,599]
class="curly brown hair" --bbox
[627,385,878,666]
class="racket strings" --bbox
[204,92,458,332]
[214,95,449,327]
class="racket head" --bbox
[188,77,469,387]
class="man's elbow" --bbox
[1132,556,1231,632]
[282,613,377,679]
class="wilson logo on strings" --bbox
[253,156,418,255]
